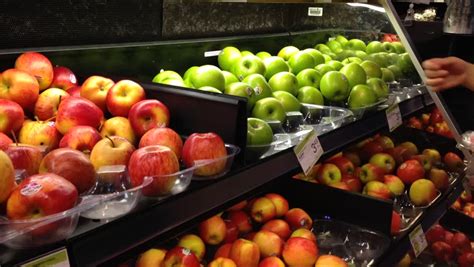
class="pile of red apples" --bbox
[452,191,474,219]
[135,193,349,267]
[406,107,454,139]
[0,52,228,228]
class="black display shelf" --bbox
[440,207,474,240]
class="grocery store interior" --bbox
[1,0,474,266]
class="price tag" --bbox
[308,7,323,17]
[21,248,70,267]
[204,50,222,58]
[409,225,428,257]
[294,130,324,176]
[386,104,402,132]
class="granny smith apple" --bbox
[355,50,369,60]
[297,86,324,105]
[277,46,300,61]
[348,84,378,109]
[315,64,336,75]
[243,74,273,101]
[152,70,183,84]
[247,117,273,146]
[161,78,186,87]
[392,42,406,54]
[381,68,395,82]
[387,65,403,80]
[367,78,389,100]
[360,60,382,79]
[327,60,344,71]
[382,42,397,53]
[368,52,390,68]
[315,44,332,55]
[342,57,363,65]
[303,48,325,66]
[326,40,343,53]
[288,51,316,74]
[241,50,254,57]
[335,35,349,44]
[320,71,350,102]
[340,62,367,88]
[366,41,384,54]
[268,71,299,96]
[183,66,199,82]
[343,39,367,51]
[296,68,322,89]
[397,53,415,75]
[263,56,290,80]
[256,51,272,60]
[218,46,242,71]
[273,91,302,112]
[323,54,333,63]
[335,50,356,61]
[225,82,257,110]
[199,86,223,93]
[251,97,286,122]
[232,55,266,80]
[190,65,225,91]
[387,53,401,66]
[223,70,239,86]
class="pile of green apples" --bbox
[152,35,416,147]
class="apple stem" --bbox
[58,95,62,105]
[11,130,18,146]
[105,135,115,148]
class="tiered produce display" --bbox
[406,106,454,139]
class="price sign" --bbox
[308,7,323,17]
[204,50,222,57]
[409,225,428,257]
[294,130,323,175]
[21,248,70,267]
[386,104,402,132]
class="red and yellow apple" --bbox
[100,116,136,145]
[19,120,61,152]
[325,156,354,175]
[128,99,170,136]
[358,163,384,183]
[199,215,227,245]
[229,239,260,267]
[363,181,391,200]
[341,174,362,192]
[0,68,40,111]
[250,197,277,223]
[409,179,437,206]
[443,152,464,173]
[316,163,342,185]
[224,220,239,244]
[397,159,425,185]
[0,132,13,150]
[0,99,24,135]
[0,150,15,204]
[50,66,77,90]
[227,210,253,234]
[282,237,318,267]
[261,219,291,240]
[89,136,135,170]
[423,148,441,166]
[209,257,237,267]
[369,153,396,174]
[258,256,285,267]
[383,174,405,197]
[34,88,70,121]
[55,96,104,135]
[6,144,43,177]
[215,243,232,259]
[428,168,450,191]
[80,75,115,112]
[290,228,317,243]
[253,230,284,258]
[14,52,53,90]
[315,255,348,267]
[59,125,101,153]
[135,248,166,267]
[285,208,313,230]
[182,132,227,176]
[106,79,145,117]
[177,234,206,260]
[265,193,289,217]
[139,127,183,159]
[161,247,200,267]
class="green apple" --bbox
[222,70,239,86]
[343,39,367,51]
[326,40,343,53]
[190,65,225,91]
[339,62,367,88]
[296,68,322,89]
[315,64,335,75]
[392,42,406,54]
[225,82,257,111]
[218,46,242,71]
[320,71,350,102]
[381,68,395,82]
[323,54,333,63]
[161,79,186,87]
[387,53,401,66]
[277,46,300,61]
[251,97,286,122]
[152,70,183,84]
[327,60,344,71]
[247,117,273,146]
[242,74,273,101]
[367,78,389,100]
[256,51,272,60]
[268,71,298,96]
[263,56,290,80]
[288,51,316,74]
[335,50,356,61]
[348,84,378,109]
[355,50,369,61]
[314,44,332,54]
[273,91,301,112]
[382,42,397,53]
[387,65,403,80]
[199,86,222,93]
[232,55,266,80]
[368,52,390,68]
[360,60,382,79]
[183,66,199,82]
[335,35,349,44]
[397,53,415,75]
[366,41,384,54]
[341,57,363,65]
[297,86,324,105]
[303,48,325,66]
[241,50,254,57]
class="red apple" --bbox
[224,220,239,244]
[285,208,312,230]
[374,135,395,150]
[397,159,425,185]
[458,252,474,267]
[199,215,227,245]
[386,146,411,165]
[39,148,96,193]
[6,144,43,177]
[56,96,104,135]
[426,126,435,133]
[391,210,401,235]
[100,116,136,145]
[325,156,354,175]
[449,232,471,255]
[66,85,81,97]
[51,66,77,90]
[18,120,61,152]
[59,125,101,153]
[250,197,277,223]
[461,191,472,203]
[316,163,342,185]
[315,255,348,267]
[106,79,146,117]
[258,256,285,267]
[7,173,78,219]
[444,231,454,244]
[328,181,350,191]
[421,113,431,125]
[341,173,362,192]
[14,52,53,90]
[128,99,170,136]
[227,200,247,211]
[430,107,443,125]
[253,230,284,258]
[369,153,396,174]
[227,210,253,234]
[0,68,39,111]
[34,88,70,121]
[428,168,450,191]
[90,136,135,170]
[177,234,205,261]
[343,151,361,167]
[0,99,24,135]
[358,163,384,184]
[452,199,462,210]
[290,228,317,243]
[360,140,384,161]
[128,145,180,196]
[261,219,291,240]
[162,247,200,267]
[282,237,318,267]
[431,241,453,263]
[265,193,289,217]
[383,175,405,197]
[363,181,391,200]
[443,152,464,173]
[399,142,419,158]
[407,117,422,129]
[214,243,232,259]
[410,154,432,172]
[182,132,228,176]
[0,132,13,150]
[0,150,15,204]
[229,239,260,267]
[80,75,115,112]
[463,203,474,213]
[426,224,446,245]
[139,127,183,159]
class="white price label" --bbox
[21,248,70,267]
[308,7,323,17]
[204,50,222,58]
[386,104,402,132]
[294,130,324,176]
[409,225,428,257]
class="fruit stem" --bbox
[105,135,115,148]
[11,130,18,146]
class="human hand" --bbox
[422,57,474,92]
